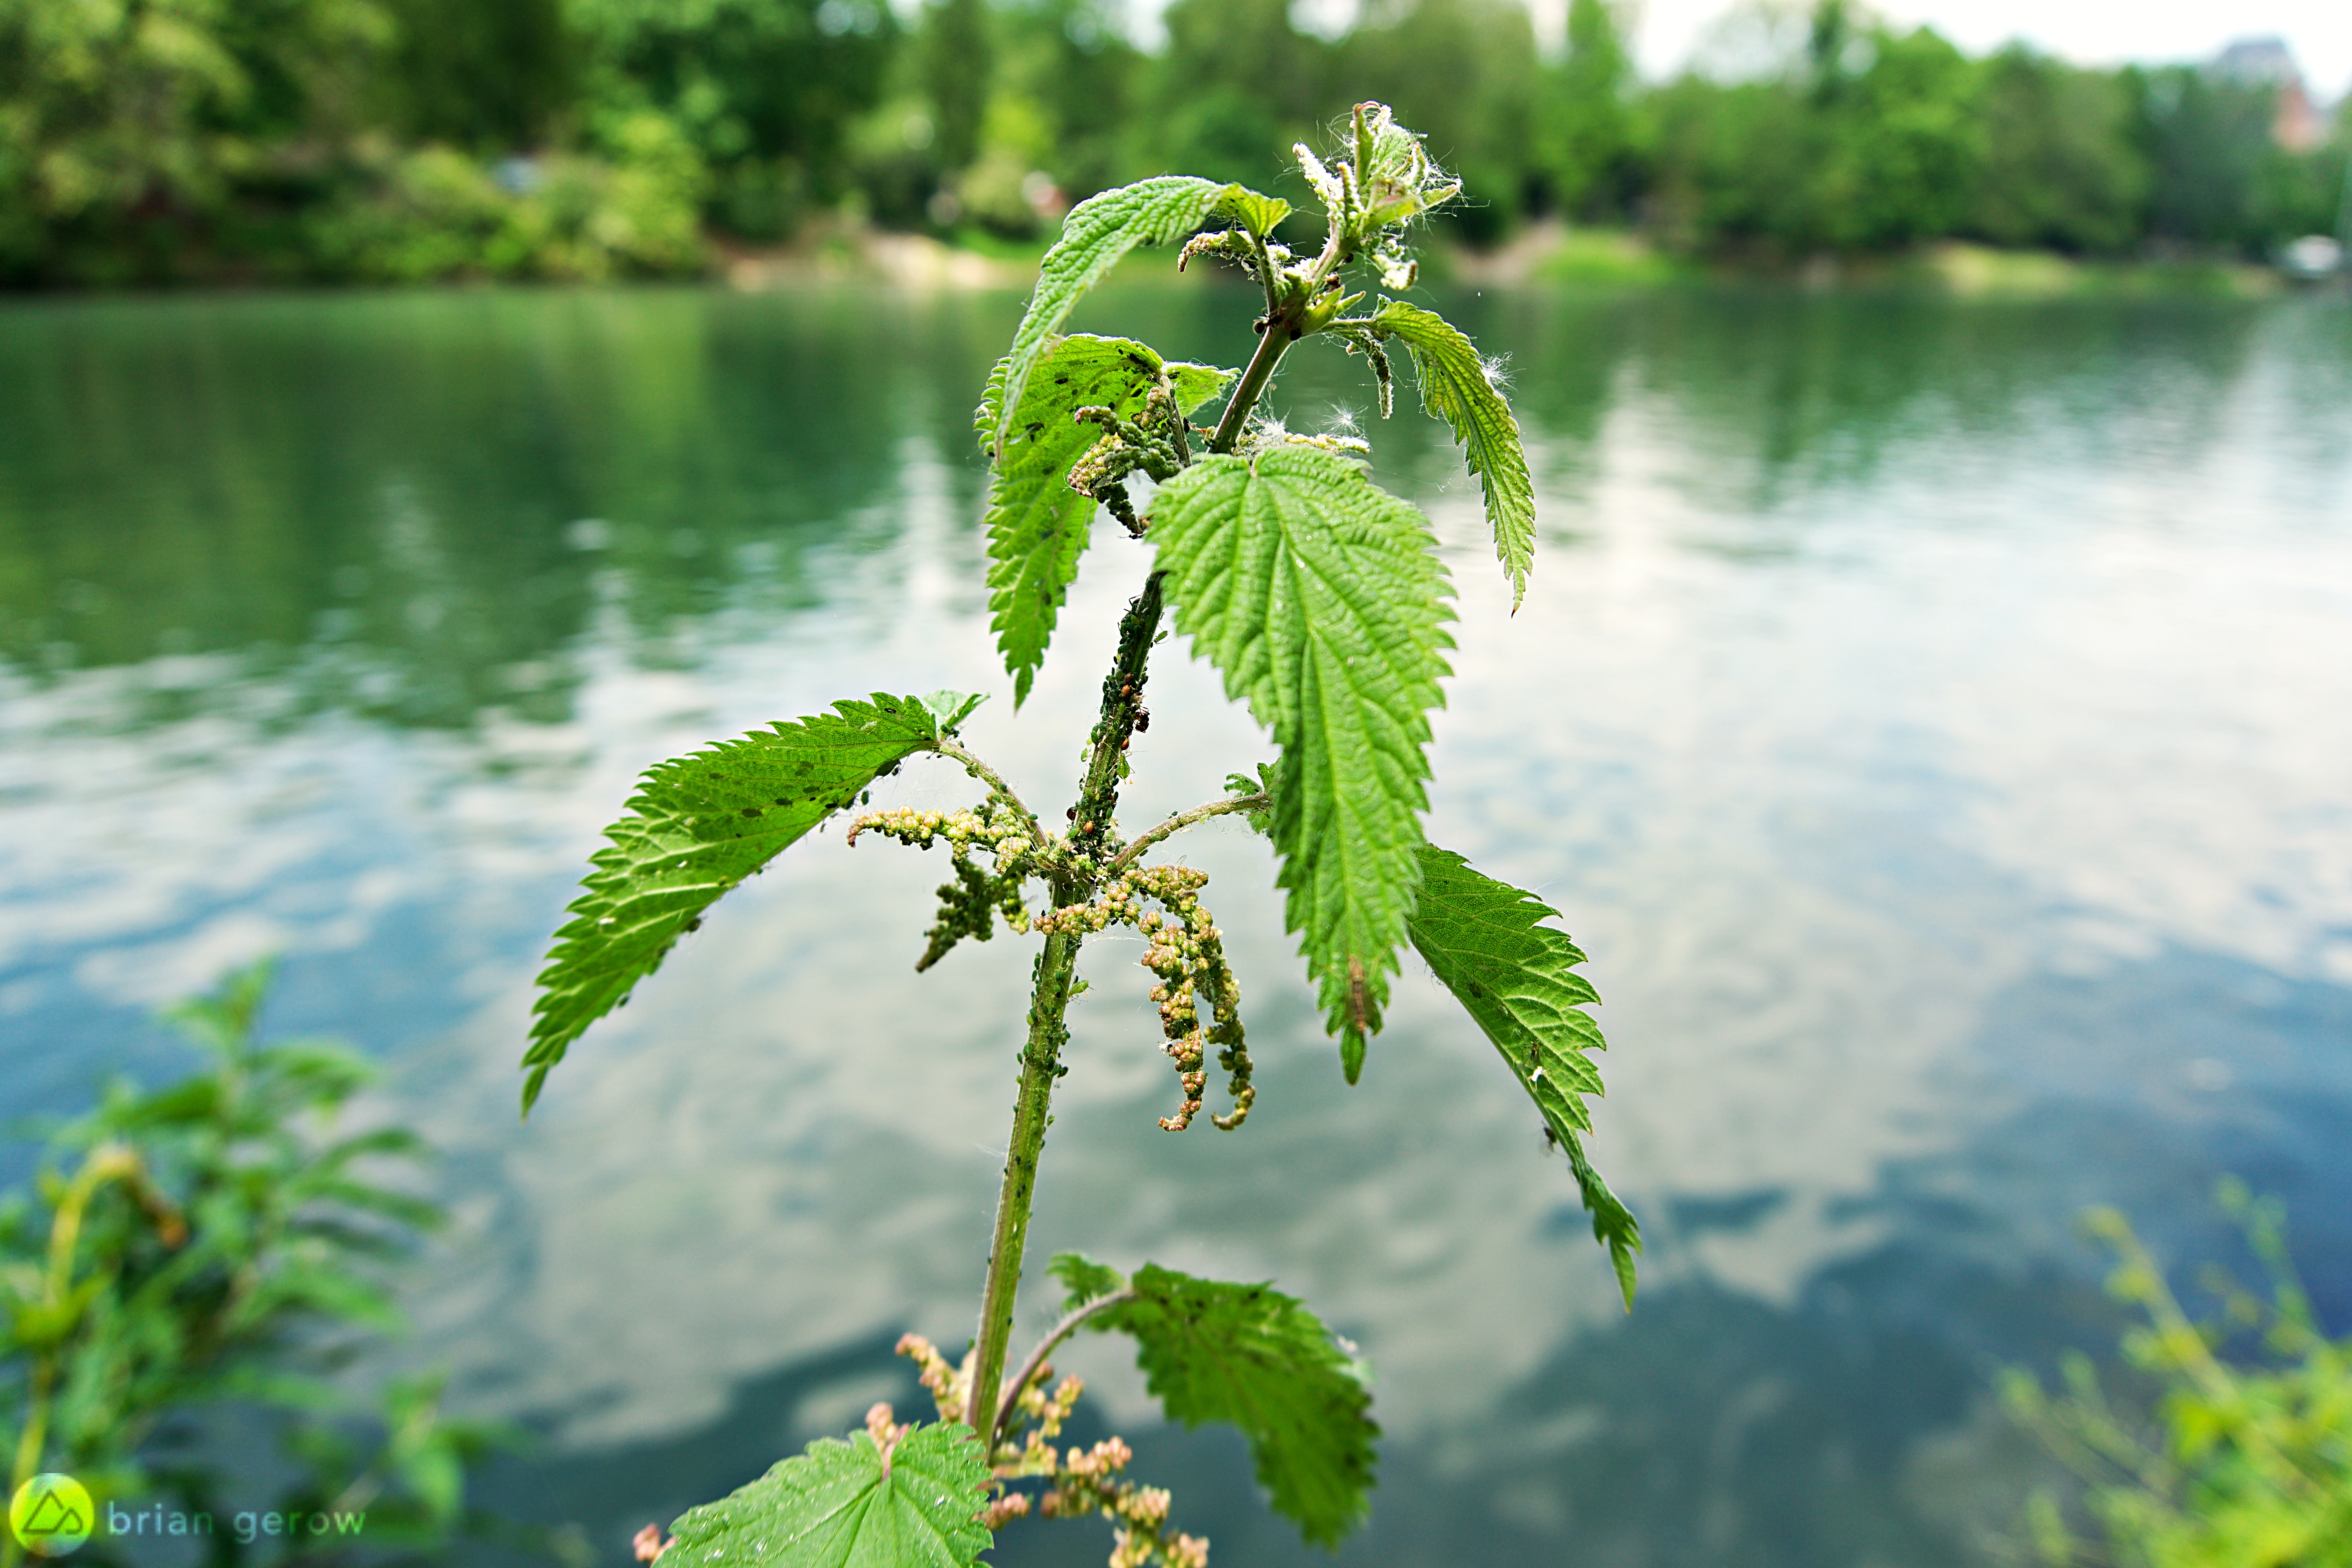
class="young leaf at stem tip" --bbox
[1086,1264,1378,1549]
[918,690,986,735]
[1405,844,1641,1307]
[1146,446,1455,1080]
[662,1422,991,1568]
[1223,761,1279,837]
[1371,299,1537,608]
[1213,185,1291,240]
[521,695,965,1113]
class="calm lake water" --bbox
[4,280,2350,1568]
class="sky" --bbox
[1621,0,2352,94]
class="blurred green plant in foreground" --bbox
[1,963,514,1568]
[2005,1183,2352,1568]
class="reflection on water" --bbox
[3,284,2349,1567]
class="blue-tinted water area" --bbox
[3,280,2348,1566]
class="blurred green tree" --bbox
[570,0,897,237]
[1542,0,1635,220]
[5,0,2345,278]
[918,0,992,175]
[379,0,571,150]
[1145,0,1330,187]
[0,0,390,282]
[1812,24,1986,251]
[1643,74,1826,254]
[1969,46,2149,254]
[995,0,1138,200]
[2132,64,2275,249]
[1646,13,1987,256]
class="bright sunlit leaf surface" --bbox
[663,1423,991,1568]
[523,695,969,1111]
[1147,445,1454,1076]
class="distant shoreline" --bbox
[712,220,2321,301]
[3,220,2332,302]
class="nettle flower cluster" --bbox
[893,1332,1208,1568]
[1034,864,1255,1132]
[848,801,1041,971]
[857,804,1259,1133]
[1069,385,1191,536]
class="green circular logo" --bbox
[9,1474,93,1557]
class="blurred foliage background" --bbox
[2,964,525,1568]
[1,0,2347,286]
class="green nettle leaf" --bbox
[988,176,1230,458]
[522,695,957,1111]
[1046,1250,1127,1309]
[1371,300,1537,608]
[1165,361,1240,416]
[1148,446,1454,1078]
[975,334,1173,705]
[664,1423,992,1568]
[1214,185,1292,238]
[1406,845,1642,1307]
[1091,1264,1377,1549]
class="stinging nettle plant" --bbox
[518,104,1641,1568]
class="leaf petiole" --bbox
[1104,793,1270,876]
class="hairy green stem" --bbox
[5,1148,143,1568]
[1071,574,1163,855]
[1250,232,1281,320]
[1208,230,1344,456]
[1209,321,1292,455]
[965,931,1078,1436]
[965,575,1165,1436]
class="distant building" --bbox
[2212,36,2329,153]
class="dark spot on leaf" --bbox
[742,806,761,818]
